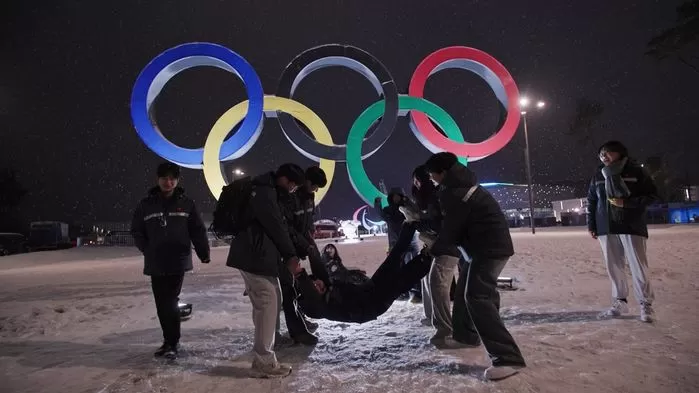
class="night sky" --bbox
[2,0,696,223]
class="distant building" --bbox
[551,198,588,222]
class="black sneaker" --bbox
[154,343,169,357]
[163,345,178,360]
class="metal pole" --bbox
[523,114,536,234]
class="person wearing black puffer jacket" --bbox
[425,152,525,382]
[404,165,473,350]
[130,163,210,360]
[587,141,658,323]
[275,166,331,345]
[226,163,304,378]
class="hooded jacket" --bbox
[374,188,409,248]
[586,159,658,238]
[226,172,298,277]
[431,163,514,260]
[130,186,210,276]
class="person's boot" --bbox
[154,343,178,360]
[163,344,179,360]
[154,343,169,357]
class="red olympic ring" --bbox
[408,46,521,159]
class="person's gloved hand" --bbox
[399,206,421,223]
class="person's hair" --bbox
[276,163,305,185]
[425,152,458,174]
[305,166,327,188]
[322,244,341,260]
[411,165,437,210]
[157,162,180,178]
[598,140,628,158]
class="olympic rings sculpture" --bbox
[130,43,521,207]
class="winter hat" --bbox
[277,163,306,185]
[598,141,628,157]
[157,162,181,178]
[305,166,327,188]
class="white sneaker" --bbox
[600,299,629,318]
[640,302,654,323]
[484,365,523,381]
[251,359,292,378]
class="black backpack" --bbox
[210,176,254,239]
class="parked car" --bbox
[313,219,342,239]
[0,233,29,256]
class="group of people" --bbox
[130,140,659,382]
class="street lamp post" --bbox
[519,98,545,235]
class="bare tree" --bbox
[646,0,699,74]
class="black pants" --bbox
[452,259,479,343]
[372,224,431,302]
[278,264,311,337]
[464,257,526,367]
[151,274,184,346]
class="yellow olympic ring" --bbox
[203,96,335,204]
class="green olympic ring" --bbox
[347,95,468,208]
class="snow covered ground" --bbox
[1,226,698,393]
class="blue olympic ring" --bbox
[130,43,264,168]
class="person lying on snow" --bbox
[293,223,433,323]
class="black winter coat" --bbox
[586,160,658,238]
[278,188,315,258]
[296,271,390,323]
[431,163,514,260]
[226,172,297,277]
[406,187,461,258]
[278,188,331,284]
[130,187,210,276]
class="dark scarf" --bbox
[601,157,630,222]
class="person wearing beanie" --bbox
[424,152,525,381]
[274,165,330,346]
[587,140,659,323]
[225,163,303,378]
[130,162,210,360]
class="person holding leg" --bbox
[586,140,658,322]
[130,163,210,360]
[425,152,526,381]
[226,163,304,378]
[405,165,471,349]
